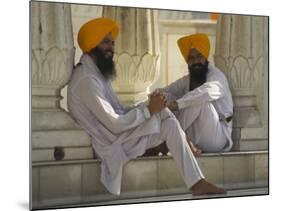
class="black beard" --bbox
[189,61,209,83]
[90,47,116,80]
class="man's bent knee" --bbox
[181,102,213,113]
[161,117,181,132]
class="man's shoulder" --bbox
[70,63,103,89]
[70,63,86,84]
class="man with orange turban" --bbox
[155,33,233,156]
[68,18,225,196]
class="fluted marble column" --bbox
[32,1,74,118]
[215,14,268,150]
[31,2,92,161]
[103,7,160,105]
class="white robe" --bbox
[67,54,175,195]
[158,63,234,152]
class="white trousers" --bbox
[176,102,227,152]
[146,116,204,188]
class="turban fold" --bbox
[78,17,119,53]
[177,33,210,63]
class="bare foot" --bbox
[187,140,202,157]
[191,179,226,196]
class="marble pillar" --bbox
[31,2,92,161]
[103,7,161,105]
[215,14,268,150]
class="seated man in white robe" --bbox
[67,18,225,196]
[155,34,234,156]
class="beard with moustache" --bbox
[188,61,209,90]
[90,47,116,80]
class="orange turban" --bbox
[177,33,210,63]
[78,17,119,53]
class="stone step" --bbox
[32,110,79,131]
[231,126,268,151]
[32,146,94,162]
[32,126,268,162]
[233,93,257,107]
[31,129,93,162]
[33,186,268,209]
[237,139,268,151]
[32,130,91,148]
[43,187,268,209]
[32,150,268,209]
[231,139,268,151]
[233,107,262,128]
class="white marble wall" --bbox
[215,14,268,150]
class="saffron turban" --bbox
[78,17,119,53]
[177,33,210,63]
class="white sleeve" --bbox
[155,76,189,101]
[176,78,226,109]
[74,77,151,134]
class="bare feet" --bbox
[191,179,226,196]
[187,140,202,157]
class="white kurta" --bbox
[158,63,234,152]
[67,54,204,195]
